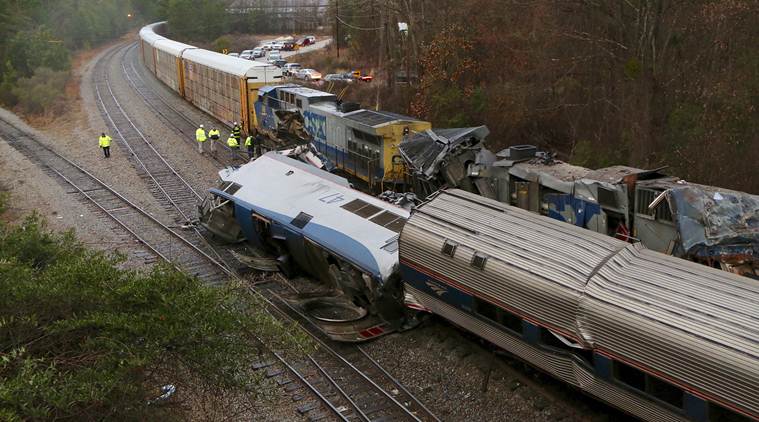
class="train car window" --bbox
[352,129,383,146]
[709,403,752,422]
[370,211,404,232]
[597,187,618,209]
[296,99,303,109]
[290,212,313,229]
[473,297,498,322]
[470,252,488,270]
[384,218,407,234]
[370,210,401,226]
[220,181,242,195]
[613,361,646,391]
[341,199,368,212]
[646,375,683,408]
[354,203,382,218]
[441,240,458,257]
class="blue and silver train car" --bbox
[255,84,431,188]
[400,189,759,422]
[199,152,411,339]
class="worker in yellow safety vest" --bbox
[99,132,112,158]
[196,125,207,153]
[232,122,241,143]
[227,135,239,149]
[208,128,220,152]
[244,134,254,158]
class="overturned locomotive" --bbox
[198,152,411,340]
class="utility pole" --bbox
[335,0,340,57]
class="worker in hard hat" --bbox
[231,122,241,145]
[196,124,207,153]
[227,134,239,150]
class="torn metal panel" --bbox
[666,185,759,260]
[398,126,489,181]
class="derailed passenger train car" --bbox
[199,152,410,339]
[400,189,759,422]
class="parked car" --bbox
[267,52,283,63]
[252,48,265,58]
[281,42,296,51]
[271,41,284,51]
[227,52,239,57]
[305,35,316,44]
[295,68,322,81]
[351,70,373,82]
[324,73,353,83]
[272,59,288,68]
[260,41,275,51]
[296,37,308,46]
[283,63,302,76]
[239,50,255,60]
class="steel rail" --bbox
[95,44,233,272]
[265,289,429,422]
[121,43,247,162]
[357,345,443,422]
[0,117,233,281]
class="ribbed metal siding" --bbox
[581,247,759,417]
[400,189,626,340]
[406,285,688,422]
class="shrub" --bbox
[0,196,310,419]
[11,67,69,114]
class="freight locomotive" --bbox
[139,23,431,189]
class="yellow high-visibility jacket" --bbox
[208,129,220,139]
[244,136,253,146]
[99,135,112,147]
[196,128,207,142]
[227,136,239,147]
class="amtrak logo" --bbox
[426,280,447,297]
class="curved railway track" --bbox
[120,43,247,167]
[0,116,231,284]
[86,42,444,421]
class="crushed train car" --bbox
[198,152,411,340]
[399,130,759,277]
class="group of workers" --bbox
[98,121,260,160]
[195,122,258,158]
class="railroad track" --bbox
[120,43,246,166]
[0,116,230,284]
[262,286,442,422]
[90,42,442,421]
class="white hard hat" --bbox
[234,122,238,125]
[200,124,204,128]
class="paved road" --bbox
[281,38,332,59]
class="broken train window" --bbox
[291,212,313,229]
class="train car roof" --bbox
[218,153,409,279]
[182,48,282,79]
[279,85,337,99]
[343,109,423,128]
[584,245,759,418]
[139,22,167,46]
[153,38,196,56]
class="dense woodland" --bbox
[335,0,759,193]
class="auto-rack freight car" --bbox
[400,189,759,422]
[138,22,283,136]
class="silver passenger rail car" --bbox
[400,189,759,422]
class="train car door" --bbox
[246,79,261,132]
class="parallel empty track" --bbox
[0,117,231,284]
